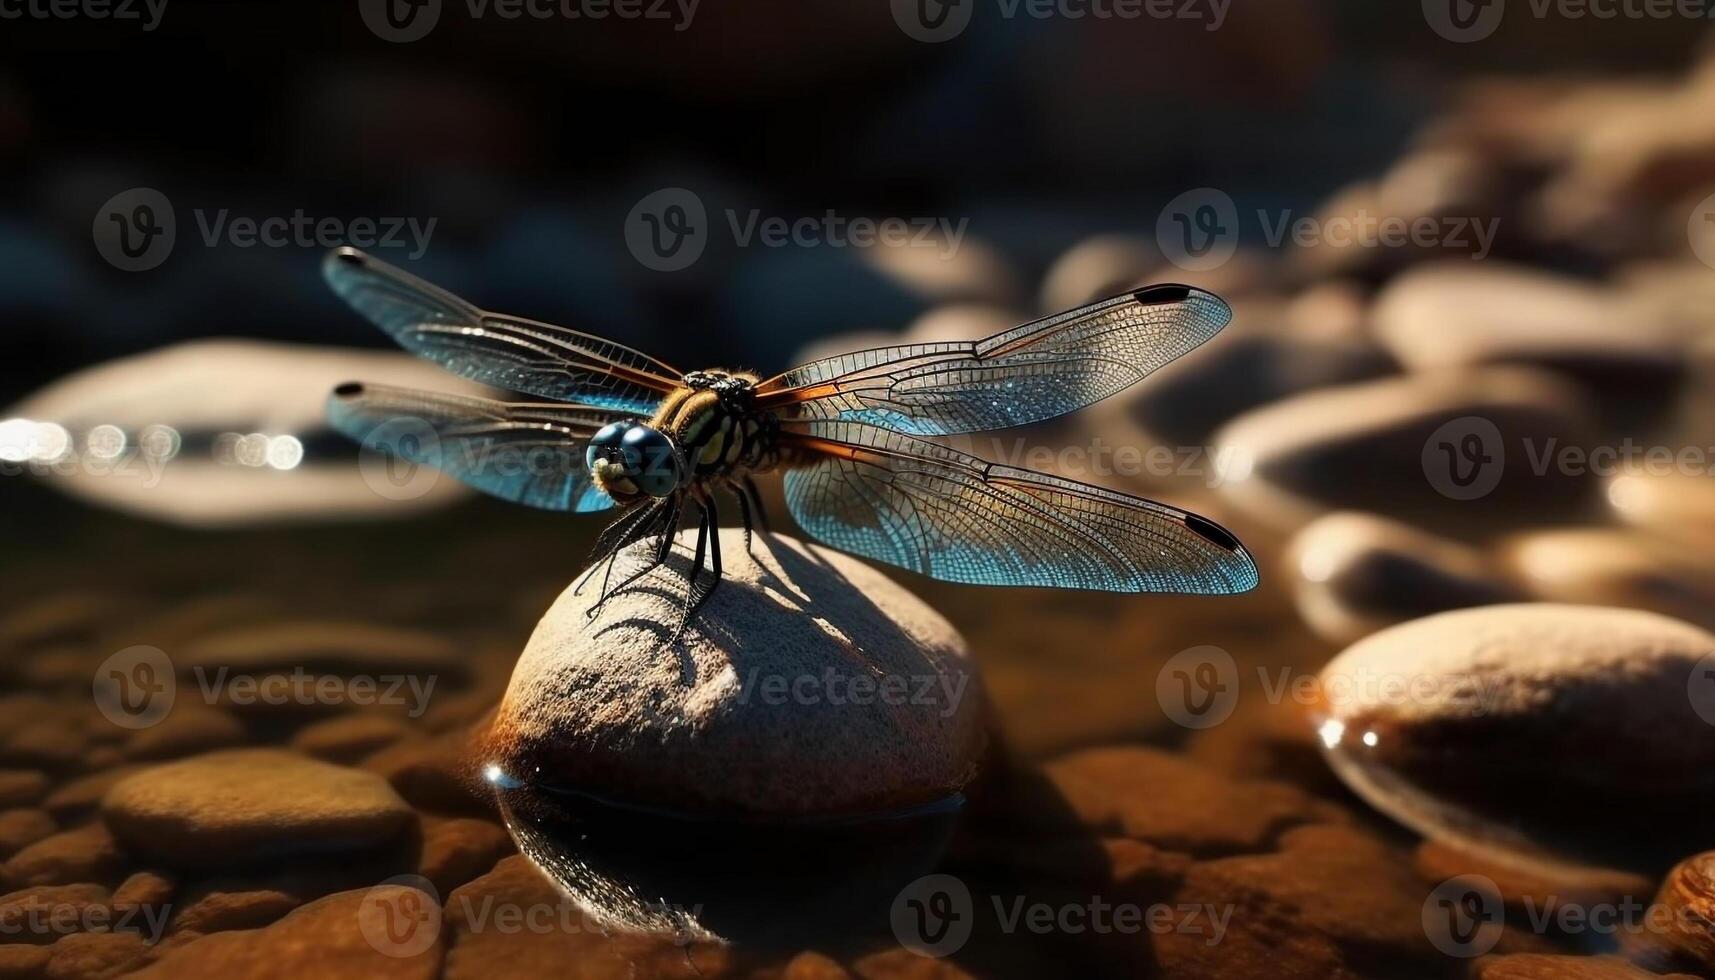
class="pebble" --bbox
[488,530,985,816]
[1286,511,1521,645]
[1413,840,1654,919]
[44,931,155,979]
[1498,528,1715,629]
[1113,325,1396,447]
[121,705,246,762]
[110,870,174,914]
[101,749,416,868]
[1607,469,1715,549]
[1372,263,1683,421]
[1314,604,1715,874]
[0,823,124,889]
[0,774,46,811]
[1213,367,1600,533]
[129,885,443,979]
[0,883,110,943]
[42,769,142,823]
[1628,850,1715,976]
[415,817,513,895]
[290,715,415,765]
[0,944,50,976]
[1038,234,1160,311]
[177,620,464,679]
[1040,747,1336,855]
[1474,954,1699,979]
[443,856,728,980]
[361,733,493,818]
[0,595,142,658]
[168,882,305,936]
[0,812,55,860]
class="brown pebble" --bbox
[1041,747,1335,855]
[1475,953,1699,979]
[289,715,414,765]
[129,886,443,979]
[443,856,727,979]
[1414,840,1655,918]
[1,824,125,889]
[0,884,111,944]
[0,724,87,774]
[41,769,142,823]
[110,870,174,911]
[44,931,154,980]
[780,951,854,979]
[0,775,46,812]
[1630,851,1715,976]
[0,813,56,864]
[0,594,141,657]
[416,817,513,896]
[0,944,51,977]
[101,749,415,869]
[362,735,494,818]
[167,884,303,936]
[1498,528,1715,631]
[120,705,246,762]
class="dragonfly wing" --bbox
[327,382,629,512]
[757,285,1231,435]
[323,248,681,413]
[780,420,1257,594]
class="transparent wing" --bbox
[780,420,1257,594]
[323,247,681,413]
[756,285,1232,435]
[327,382,630,512]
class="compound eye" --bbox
[620,426,679,497]
[585,420,639,473]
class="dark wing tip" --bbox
[1182,512,1242,552]
[332,381,365,398]
[330,246,368,267]
[1131,283,1193,305]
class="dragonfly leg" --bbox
[668,492,722,645]
[577,499,662,609]
[730,479,756,557]
[741,476,771,533]
[599,493,685,607]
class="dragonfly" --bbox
[322,247,1258,631]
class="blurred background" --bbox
[3,2,1715,975]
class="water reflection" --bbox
[488,765,962,948]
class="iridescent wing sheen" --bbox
[323,247,681,414]
[327,382,629,512]
[780,420,1257,594]
[755,285,1232,435]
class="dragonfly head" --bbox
[586,421,683,502]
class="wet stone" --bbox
[488,530,985,817]
[1287,511,1521,645]
[100,749,415,869]
[1314,604,1715,875]
[1214,367,1601,533]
